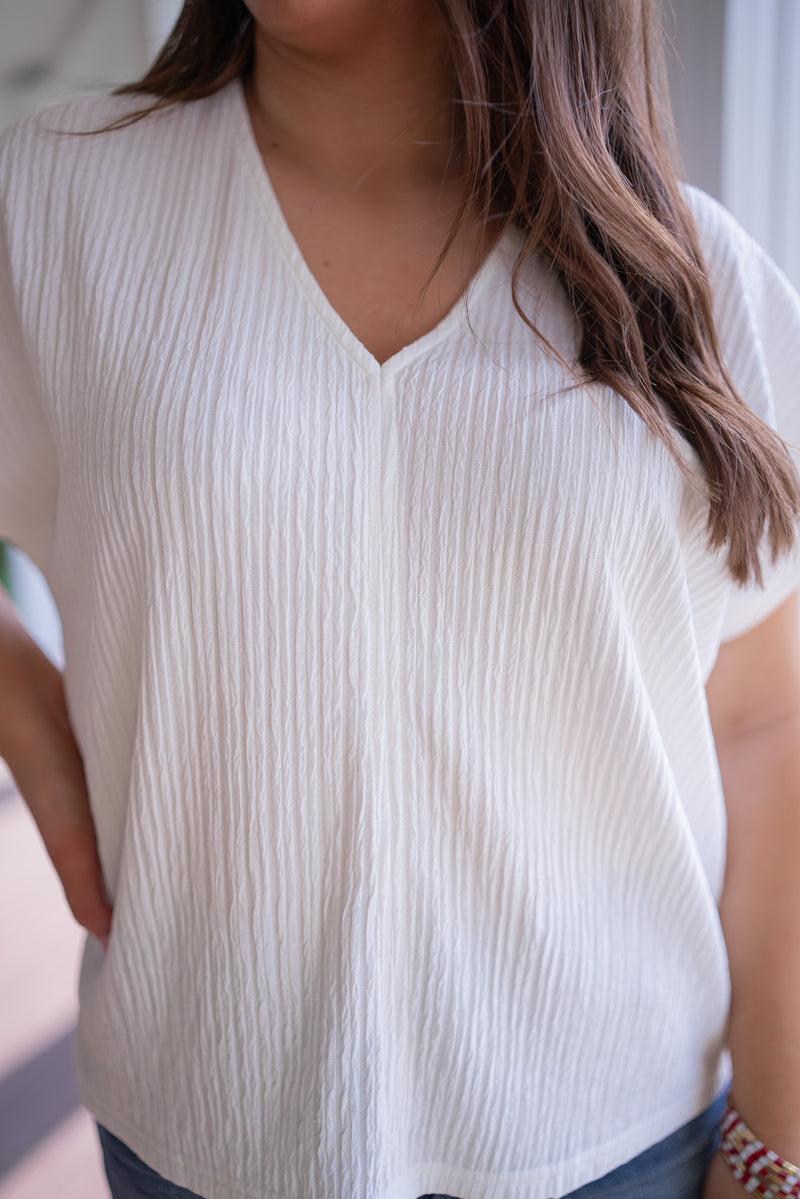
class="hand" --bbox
[702,1150,745,1199]
[0,608,113,945]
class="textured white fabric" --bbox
[1,77,800,1199]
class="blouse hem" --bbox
[75,1065,733,1199]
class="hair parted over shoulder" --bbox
[66,0,800,588]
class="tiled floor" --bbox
[0,758,109,1198]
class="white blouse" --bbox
[1,76,799,1199]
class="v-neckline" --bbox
[226,73,514,381]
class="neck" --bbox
[243,5,465,196]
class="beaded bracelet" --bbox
[720,1099,800,1196]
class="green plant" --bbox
[0,541,13,596]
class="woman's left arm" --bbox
[703,587,800,1198]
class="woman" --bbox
[1,1,799,1196]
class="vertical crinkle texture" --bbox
[0,164,58,569]
[0,83,799,1199]
[681,181,800,641]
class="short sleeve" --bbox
[0,121,59,573]
[682,183,800,642]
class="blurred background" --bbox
[1,0,799,1195]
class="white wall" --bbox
[0,0,148,129]
[721,0,800,288]
[658,0,800,295]
[663,0,727,200]
[143,0,183,55]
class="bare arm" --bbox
[703,588,800,1196]
[0,580,112,942]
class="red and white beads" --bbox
[720,1103,800,1197]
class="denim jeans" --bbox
[96,1088,727,1199]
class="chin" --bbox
[242,0,425,55]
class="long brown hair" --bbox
[66,0,800,587]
